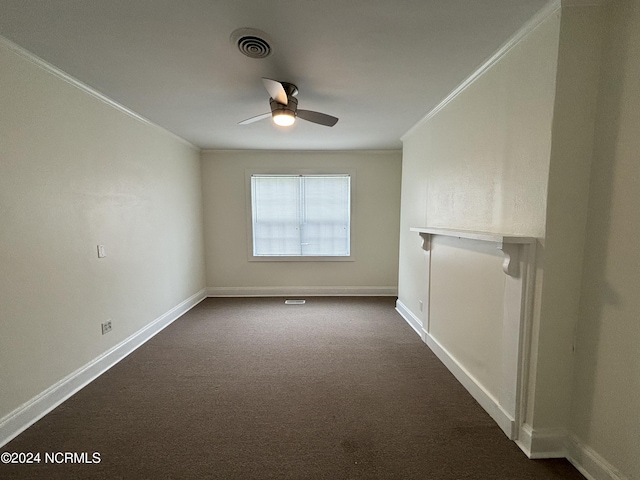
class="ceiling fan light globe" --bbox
[273,112,295,126]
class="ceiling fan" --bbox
[239,78,339,128]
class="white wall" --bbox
[428,237,506,400]
[0,41,206,422]
[530,4,606,433]
[2,1,637,476]
[398,10,560,319]
[569,1,640,478]
[398,7,561,424]
[201,150,401,295]
[398,2,639,478]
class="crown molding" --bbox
[402,0,562,141]
[562,0,610,6]
[200,148,402,155]
[0,35,199,151]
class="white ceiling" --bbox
[0,0,550,150]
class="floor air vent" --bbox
[284,299,306,305]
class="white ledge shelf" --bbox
[408,226,539,439]
[410,227,536,245]
[411,227,537,277]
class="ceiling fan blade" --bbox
[238,112,271,125]
[262,78,288,105]
[297,110,339,127]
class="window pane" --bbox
[251,174,351,257]
[252,176,301,255]
[300,176,350,256]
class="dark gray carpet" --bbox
[1,297,584,479]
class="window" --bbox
[249,173,352,260]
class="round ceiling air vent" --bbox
[230,28,272,59]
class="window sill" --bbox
[248,255,354,262]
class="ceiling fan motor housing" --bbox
[270,96,298,116]
[280,82,299,97]
[238,77,337,127]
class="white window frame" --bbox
[246,168,355,262]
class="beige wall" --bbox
[570,1,640,478]
[428,237,506,400]
[530,4,606,431]
[2,1,638,477]
[398,9,561,413]
[398,2,639,478]
[402,12,561,239]
[0,42,206,419]
[201,150,401,294]
[398,10,560,319]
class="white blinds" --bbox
[251,174,351,257]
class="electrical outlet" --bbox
[419,300,424,312]
[97,245,106,258]
[101,320,112,335]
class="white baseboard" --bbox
[425,333,516,439]
[395,299,425,339]
[0,288,207,449]
[516,428,627,479]
[207,286,397,297]
[392,300,627,480]
[566,434,628,480]
[2,290,626,480]
[517,424,567,458]
[394,300,514,438]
